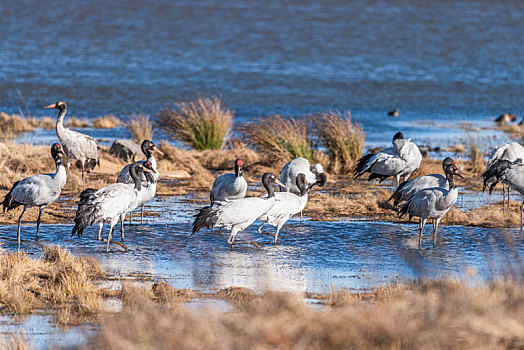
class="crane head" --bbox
[44,101,66,110]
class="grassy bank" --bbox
[1,247,524,349]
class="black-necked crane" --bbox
[398,162,462,247]
[354,131,422,187]
[117,140,164,223]
[485,142,524,212]
[2,143,67,248]
[192,173,284,250]
[210,159,248,204]
[389,157,455,206]
[71,161,154,252]
[483,159,524,230]
[45,101,99,190]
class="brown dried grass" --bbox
[127,113,153,144]
[311,110,365,174]
[38,116,56,130]
[93,115,121,129]
[0,245,104,325]
[241,115,316,164]
[65,117,90,128]
[87,278,524,349]
[157,96,233,150]
[0,112,36,140]
[0,335,30,350]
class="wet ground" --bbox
[1,195,524,348]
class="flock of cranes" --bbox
[2,101,524,251]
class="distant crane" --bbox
[398,162,462,247]
[2,143,67,248]
[354,131,422,187]
[45,101,99,189]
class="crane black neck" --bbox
[129,164,143,191]
[296,174,307,197]
[234,162,243,177]
[262,173,275,198]
[446,169,456,190]
[141,141,153,159]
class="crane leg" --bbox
[141,204,144,224]
[502,186,506,213]
[81,162,86,190]
[418,218,427,248]
[66,158,71,176]
[432,218,441,247]
[274,224,283,244]
[120,214,125,241]
[520,202,524,232]
[17,207,27,250]
[300,210,303,223]
[106,226,114,252]
[507,185,511,212]
[98,223,103,241]
[128,212,132,225]
[36,207,44,240]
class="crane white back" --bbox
[45,101,99,190]
[2,143,67,248]
[280,157,326,194]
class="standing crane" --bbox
[210,159,248,204]
[45,101,99,189]
[2,143,67,248]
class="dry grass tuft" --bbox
[467,136,486,174]
[0,335,30,350]
[38,116,56,130]
[152,281,194,304]
[88,278,524,349]
[127,113,153,144]
[0,245,105,324]
[93,115,121,129]
[311,110,365,174]
[158,96,232,150]
[241,115,316,164]
[65,117,89,128]
[215,286,257,306]
[0,112,36,140]
[196,139,260,170]
[157,142,213,187]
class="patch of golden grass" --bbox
[157,96,232,150]
[38,116,55,130]
[65,117,89,128]
[0,335,30,350]
[241,115,316,164]
[93,115,121,129]
[311,110,365,174]
[0,245,105,325]
[196,139,260,170]
[215,286,257,306]
[0,112,36,140]
[88,278,524,349]
[468,135,487,174]
[127,113,153,144]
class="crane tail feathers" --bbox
[192,205,219,235]
[2,181,21,213]
[72,188,99,237]
[389,180,408,206]
[353,153,374,178]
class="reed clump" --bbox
[468,136,486,174]
[311,110,365,174]
[0,245,105,325]
[93,115,121,129]
[127,113,153,144]
[65,117,90,128]
[88,278,524,349]
[38,116,56,129]
[157,96,233,150]
[241,115,316,164]
[0,112,36,140]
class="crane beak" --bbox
[58,149,66,156]
[275,179,286,188]
[455,172,464,179]
[152,146,164,156]
[44,103,57,109]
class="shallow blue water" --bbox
[1,0,523,149]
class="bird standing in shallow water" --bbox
[117,140,164,224]
[210,159,248,204]
[398,163,462,247]
[45,101,99,190]
[192,173,284,250]
[2,143,67,249]
[72,161,155,252]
